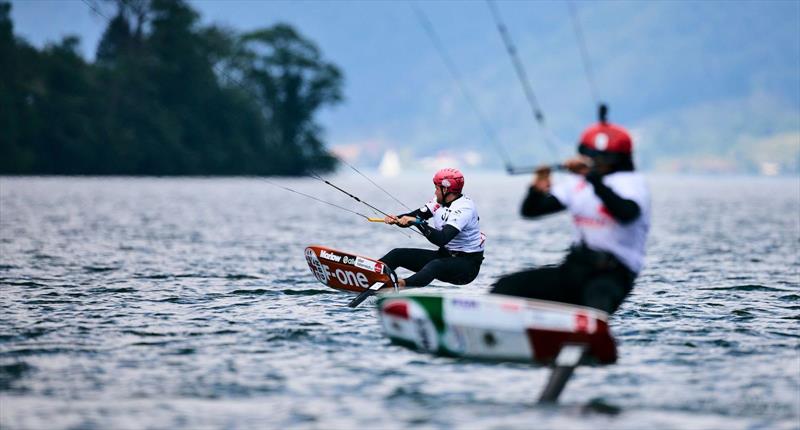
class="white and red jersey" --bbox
[551,172,650,273]
[422,195,485,253]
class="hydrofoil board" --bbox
[378,291,617,366]
[304,245,395,294]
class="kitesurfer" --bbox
[381,168,485,288]
[491,119,650,314]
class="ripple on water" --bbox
[229,289,276,296]
[731,309,755,318]
[265,328,313,342]
[23,299,79,305]
[281,289,335,296]
[0,328,52,343]
[130,341,174,347]
[122,330,172,337]
[767,331,800,339]
[187,330,239,337]
[224,274,261,280]
[699,285,787,292]
[156,297,195,304]
[82,266,120,273]
[162,348,196,355]
[1,280,50,288]
[88,287,137,294]
[0,362,33,390]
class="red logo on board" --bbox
[384,301,409,319]
[575,313,589,332]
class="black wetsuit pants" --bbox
[490,246,636,314]
[380,248,483,287]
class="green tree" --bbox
[0,1,22,171]
[96,13,132,65]
[35,36,100,173]
[238,24,343,174]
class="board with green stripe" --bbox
[377,292,617,365]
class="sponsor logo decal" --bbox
[573,214,610,227]
[319,249,342,263]
[575,313,589,332]
[415,318,436,351]
[500,301,521,312]
[594,133,609,150]
[305,248,329,284]
[330,268,369,289]
[452,298,478,309]
[383,301,409,319]
[325,253,380,272]
[354,256,381,273]
[307,250,370,289]
[385,300,438,352]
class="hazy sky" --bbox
[10,0,800,169]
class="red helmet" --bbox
[578,122,633,155]
[433,168,464,194]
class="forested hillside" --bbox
[0,0,341,175]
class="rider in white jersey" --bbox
[381,168,485,288]
[422,194,485,253]
[550,172,649,273]
[492,109,651,314]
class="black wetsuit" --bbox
[491,171,641,314]
[380,199,484,287]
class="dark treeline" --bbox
[0,0,341,175]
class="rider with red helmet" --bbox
[381,168,485,288]
[492,113,650,314]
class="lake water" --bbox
[1,174,798,429]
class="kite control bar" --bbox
[505,163,568,175]
[367,216,427,226]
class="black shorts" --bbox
[490,246,635,314]
[380,247,484,287]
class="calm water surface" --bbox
[1,174,798,429]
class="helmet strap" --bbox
[437,185,453,203]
